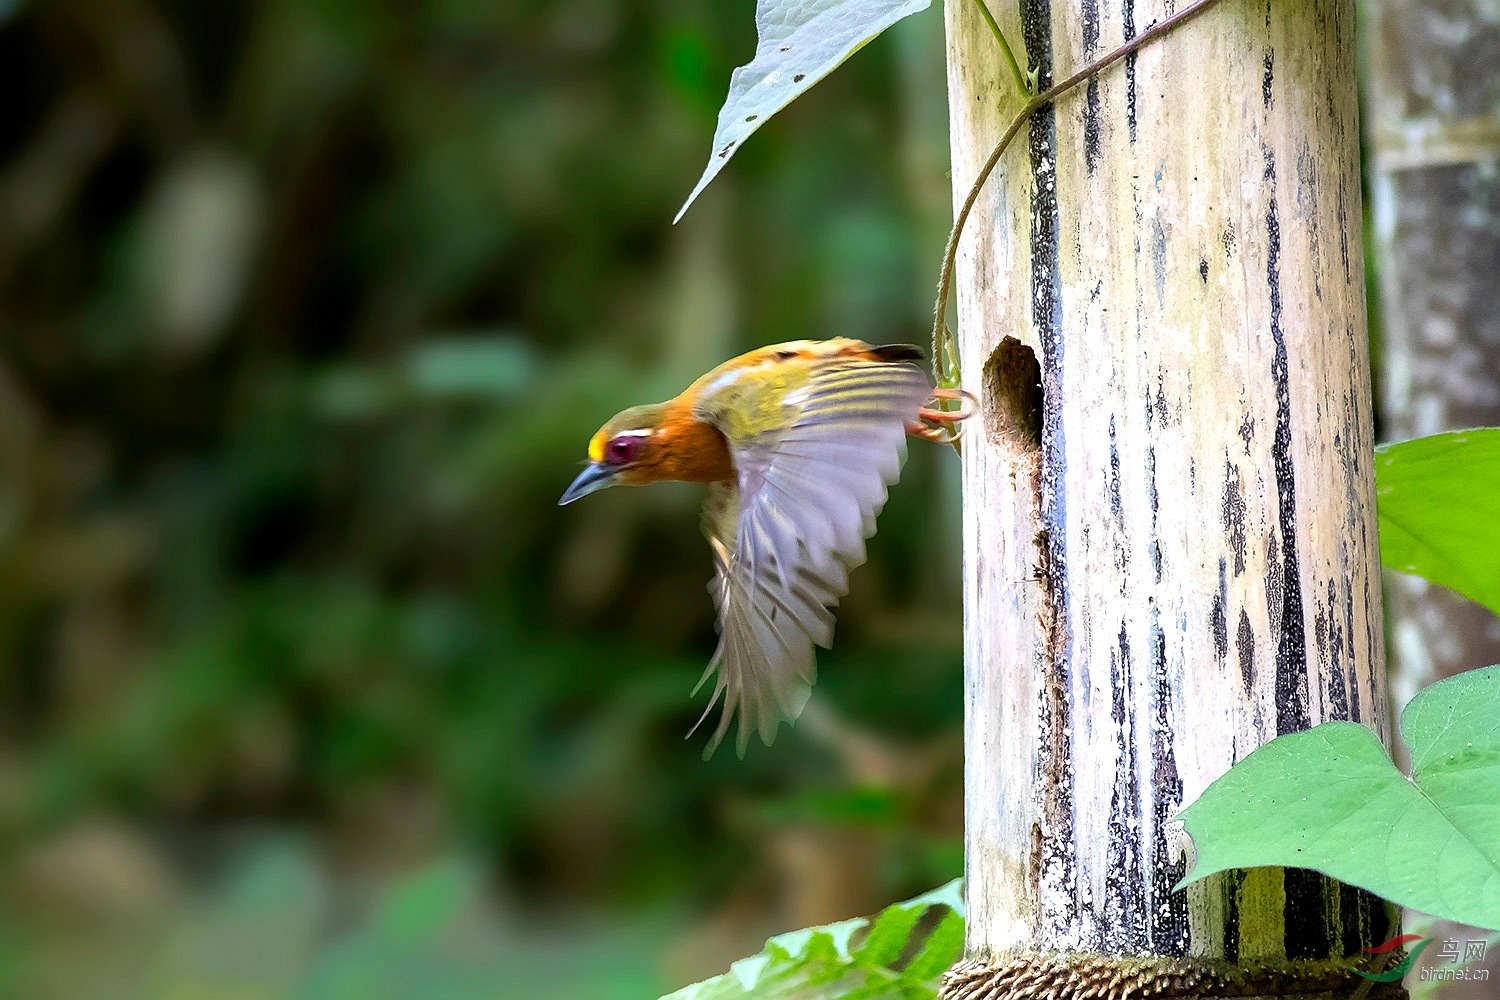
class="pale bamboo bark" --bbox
[942,1,1393,995]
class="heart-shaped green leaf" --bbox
[1376,428,1500,617]
[1177,665,1500,930]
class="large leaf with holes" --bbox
[1376,428,1500,617]
[674,0,932,222]
[1177,665,1500,930]
[658,879,963,1000]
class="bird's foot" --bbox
[910,387,978,446]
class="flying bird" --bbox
[559,338,968,756]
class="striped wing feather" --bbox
[691,353,930,756]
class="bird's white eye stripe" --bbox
[614,428,654,437]
[704,358,784,397]
[703,368,747,396]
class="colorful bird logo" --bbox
[1353,934,1432,982]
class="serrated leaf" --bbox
[899,911,964,984]
[660,975,722,1000]
[855,878,961,969]
[657,881,963,1000]
[674,0,932,223]
[732,954,773,991]
[856,901,922,968]
[822,919,866,962]
[767,926,818,961]
[1177,665,1500,930]
[1376,428,1500,616]
[898,879,964,917]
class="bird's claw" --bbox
[910,387,977,446]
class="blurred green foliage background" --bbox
[0,0,963,995]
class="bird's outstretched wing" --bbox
[691,346,930,756]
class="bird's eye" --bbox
[604,435,642,465]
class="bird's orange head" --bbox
[559,397,737,505]
[558,403,669,504]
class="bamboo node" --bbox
[937,953,1408,1000]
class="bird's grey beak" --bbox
[559,461,621,505]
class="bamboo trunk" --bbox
[941,1,1396,995]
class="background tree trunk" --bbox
[1364,2,1500,995]
[1364,0,1500,731]
[941,1,1396,995]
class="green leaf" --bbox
[1376,428,1500,616]
[731,954,773,991]
[658,880,963,1000]
[855,899,922,968]
[1177,665,1500,930]
[674,0,932,223]
[898,880,964,916]
[825,919,865,962]
[899,910,963,984]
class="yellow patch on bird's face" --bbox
[587,429,608,462]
